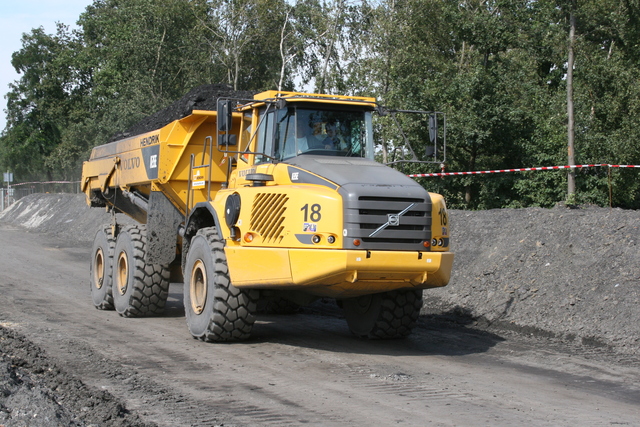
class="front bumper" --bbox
[224,247,454,298]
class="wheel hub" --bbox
[93,248,104,289]
[116,251,128,295]
[190,259,207,315]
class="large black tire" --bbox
[90,225,115,310]
[112,224,170,317]
[184,227,257,342]
[342,289,423,339]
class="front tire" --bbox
[112,224,170,317]
[342,289,423,339]
[90,225,115,310]
[184,227,257,342]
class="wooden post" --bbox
[567,4,576,201]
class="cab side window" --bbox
[275,110,295,160]
[255,110,275,164]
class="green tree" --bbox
[569,0,640,208]
[3,0,640,209]
[374,0,543,209]
[1,25,81,180]
[79,0,215,136]
[196,0,292,91]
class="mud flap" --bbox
[146,191,183,265]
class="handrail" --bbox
[185,136,215,222]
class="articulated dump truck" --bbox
[82,90,454,342]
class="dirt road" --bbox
[0,222,638,426]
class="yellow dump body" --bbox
[82,110,243,218]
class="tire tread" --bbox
[114,224,170,318]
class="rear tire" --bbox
[342,289,423,339]
[90,225,115,310]
[184,227,257,342]
[112,224,170,317]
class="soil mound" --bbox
[425,206,640,354]
[0,193,130,243]
[0,326,155,426]
[110,84,258,141]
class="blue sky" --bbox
[0,0,91,131]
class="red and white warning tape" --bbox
[409,164,640,178]
[5,166,640,184]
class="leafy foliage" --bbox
[1,0,640,208]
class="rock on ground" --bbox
[0,326,155,427]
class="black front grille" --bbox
[342,193,432,250]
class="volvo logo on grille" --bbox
[369,203,415,238]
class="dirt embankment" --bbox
[425,206,640,353]
[2,193,638,354]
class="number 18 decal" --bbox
[438,207,448,226]
[301,203,322,222]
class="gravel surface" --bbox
[0,326,153,427]
[0,193,639,425]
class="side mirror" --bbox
[425,146,435,157]
[217,99,233,133]
[217,99,237,146]
[429,114,438,144]
[426,114,438,158]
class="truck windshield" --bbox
[271,107,374,161]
